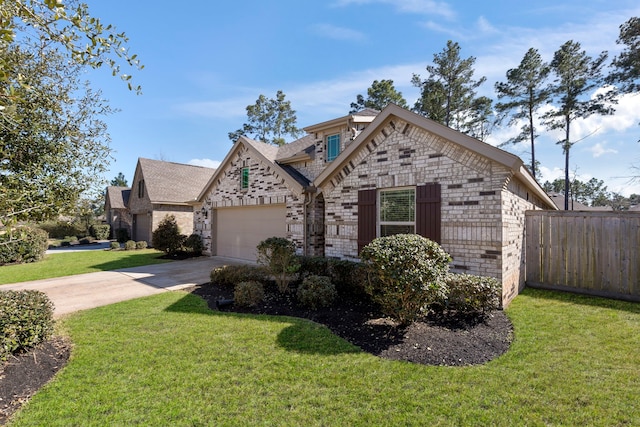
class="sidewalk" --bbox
[1,256,249,317]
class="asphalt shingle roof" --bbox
[106,186,130,209]
[138,158,216,203]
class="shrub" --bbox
[0,226,49,265]
[183,234,204,256]
[110,241,120,250]
[234,281,265,307]
[38,221,84,239]
[327,259,368,296]
[256,237,300,293]
[297,275,337,310]
[135,241,148,250]
[124,240,136,250]
[78,236,94,245]
[444,273,502,314]
[296,256,329,282]
[360,234,451,325]
[152,215,186,255]
[115,228,130,243]
[90,224,110,240]
[210,265,267,287]
[0,290,55,361]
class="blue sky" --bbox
[87,0,640,196]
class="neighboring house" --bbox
[128,158,216,245]
[104,186,132,239]
[195,104,557,306]
[548,192,613,211]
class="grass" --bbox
[9,288,640,426]
[0,249,170,285]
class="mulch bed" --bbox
[0,283,512,423]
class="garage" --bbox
[215,205,287,261]
[133,213,151,245]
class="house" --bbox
[104,186,132,239]
[195,104,557,306]
[548,192,613,211]
[128,158,216,245]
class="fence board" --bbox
[525,211,640,302]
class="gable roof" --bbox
[548,192,612,211]
[197,136,306,201]
[137,158,216,204]
[314,103,556,208]
[105,186,130,209]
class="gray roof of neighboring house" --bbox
[137,158,216,204]
[106,186,131,209]
[548,192,612,211]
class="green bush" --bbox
[79,236,94,245]
[297,275,337,310]
[90,224,110,240]
[360,234,451,325]
[116,228,130,243]
[256,237,300,293]
[110,241,120,250]
[444,273,502,314]
[135,241,148,250]
[234,281,265,307]
[297,256,330,281]
[183,234,204,256]
[328,259,368,296]
[0,290,55,361]
[152,215,186,255]
[124,240,136,250]
[38,221,85,239]
[210,265,267,287]
[0,226,49,265]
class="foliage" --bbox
[0,225,48,265]
[110,172,128,187]
[124,240,136,251]
[136,241,148,250]
[349,79,408,113]
[0,290,54,361]
[209,265,267,288]
[442,273,502,314]
[115,228,130,243]
[151,215,186,255]
[412,40,491,140]
[360,234,451,325]
[608,17,640,94]
[233,281,265,307]
[542,40,616,210]
[297,275,337,310]
[296,256,330,281]
[90,224,110,240]
[543,177,611,207]
[183,234,204,256]
[494,48,551,180]
[110,241,120,250]
[327,259,368,297]
[78,237,94,245]
[228,90,301,145]
[38,221,85,239]
[256,237,300,293]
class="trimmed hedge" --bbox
[0,226,49,265]
[360,234,451,325]
[135,241,148,250]
[297,275,337,310]
[234,281,265,307]
[0,290,55,361]
[124,240,136,250]
[210,265,267,287]
[90,224,110,240]
[38,221,85,239]
[444,273,502,314]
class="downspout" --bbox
[302,187,317,256]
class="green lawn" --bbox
[9,288,640,426]
[0,249,170,285]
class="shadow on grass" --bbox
[90,252,170,272]
[164,292,362,357]
[521,287,640,314]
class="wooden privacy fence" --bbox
[525,211,640,302]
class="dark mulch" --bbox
[0,283,512,424]
[0,337,71,425]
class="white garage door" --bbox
[216,205,287,261]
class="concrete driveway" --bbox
[1,256,250,318]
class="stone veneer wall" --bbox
[196,145,305,255]
[318,117,539,305]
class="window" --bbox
[326,134,340,162]
[241,167,249,189]
[138,180,145,198]
[379,188,415,237]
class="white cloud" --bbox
[332,0,455,19]
[188,158,221,169]
[586,142,618,158]
[310,23,367,42]
[476,16,498,35]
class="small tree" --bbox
[256,237,300,293]
[151,215,186,255]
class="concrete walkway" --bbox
[1,256,249,318]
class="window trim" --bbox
[377,187,416,237]
[326,133,340,162]
[138,179,145,198]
